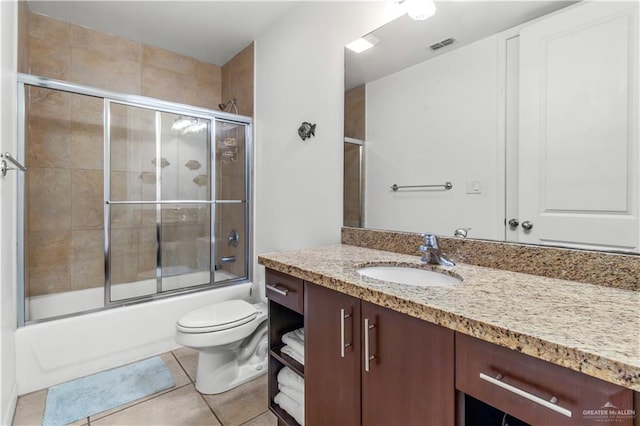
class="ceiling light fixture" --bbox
[346,34,380,54]
[399,0,437,21]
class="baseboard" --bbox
[3,382,18,426]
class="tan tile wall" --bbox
[343,143,361,227]
[344,85,365,140]
[219,44,253,278]
[17,2,29,73]
[221,43,254,117]
[26,12,222,107]
[23,12,226,296]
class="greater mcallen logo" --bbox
[582,402,635,422]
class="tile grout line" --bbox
[198,392,225,426]
[239,409,271,425]
[171,350,225,425]
[170,350,194,384]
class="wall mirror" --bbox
[344,0,639,254]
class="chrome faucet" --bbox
[419,234,455,266]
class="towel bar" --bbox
[391,182,452,192]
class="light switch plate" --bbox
[466,180,482,194]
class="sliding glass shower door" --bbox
[106,102,215,303]
[18,74,252,324]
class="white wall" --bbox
[253,2,398,292]
[0,0,18,422]
[365,35,501,240]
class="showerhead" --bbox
[218,98,238,114]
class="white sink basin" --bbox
[357,266,461,287]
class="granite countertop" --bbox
[258,244,640,392]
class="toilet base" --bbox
[194,350,267,394]
[177,302,269,395]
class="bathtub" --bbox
[26,270,238,321]
[15,280,254,394]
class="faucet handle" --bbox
[454,228,470,238]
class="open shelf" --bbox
[268,280,305,426]
[270,344,304,376]
[269,355,304,426]
[270,403,300,426]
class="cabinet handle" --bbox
[266,284,289,296]
[340,309,352,358]
[479,373,572,418]
[364,318,376,372]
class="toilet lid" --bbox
[177,300,257,333]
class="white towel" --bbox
[282,328,304,343]
[279,382,304,407]
[281,344,304,365]
[277,366,304,393]
[282,328,305,362]
[275,391,304,425]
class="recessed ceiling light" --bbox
[399,0,437,21]
[346,34,380,54]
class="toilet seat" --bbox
[177,300,257,333]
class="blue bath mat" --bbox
[43,356,175,426]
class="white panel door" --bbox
[518,1,639,252]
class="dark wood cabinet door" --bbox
[361,301,455,426]
[305,283,362,426]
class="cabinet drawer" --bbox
[456,333,633,426]
[265,269,304,314]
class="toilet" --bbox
[175,299,268,394]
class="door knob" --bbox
[508,218,519,228]
[521,221,533,230]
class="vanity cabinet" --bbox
[456,333,634,426]
[305,282,455,426]
[267,269,636,426]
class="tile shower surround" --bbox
[21,10,253,297]
[341,227,640,291]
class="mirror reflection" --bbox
[344,1,639,253]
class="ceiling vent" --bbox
[429,37,456,51]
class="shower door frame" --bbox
[16,73,253,326]
[344,137,365,228]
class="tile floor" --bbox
[12,347,277,426]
